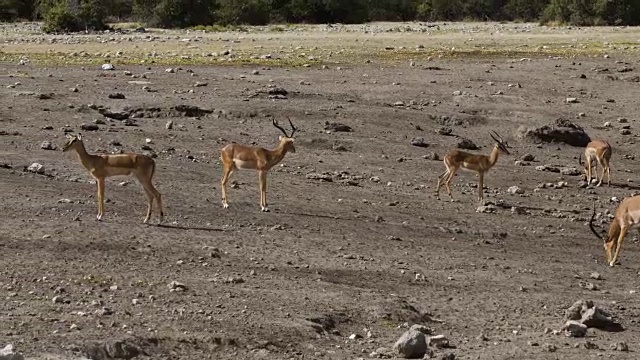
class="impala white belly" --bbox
[233,159,253,169]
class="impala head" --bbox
[62,133,83,152]
[489,131,510,155]
[273,117,298,153]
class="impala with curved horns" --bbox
[436,131,511,205]
[220,118,297,212]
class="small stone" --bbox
[410,137,428,148]
[80,123,99,131]
[27,163,45,174]
[620,129,631,135]
[476,205,497,213]
[348,333,362,340]
[427,334,449,348]
[436,127,452,135]
[252,70,260,75]
[521,153,535,161]
[393,329,427,359]
[562,320,587,337]
[165,68,175,73]
[108,93,125,99]
[52,296,63,303]
[590,272,602,280]
[69,87,79,92]
[542,343,557,352]
[167,281,187,292]
[165,120,173,130]
[423,152,439,161]
[101,63,114,71]
[566,97,579,103]
[507,186,524,195]
[41,141,57,150]
[611,341,629,352]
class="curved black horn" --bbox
[272,118,290,137]
[589,200,603,240]
[287,117,298,137]
[489,131,500,143]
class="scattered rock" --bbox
[324,121,352,132]
[410,137,428,148]
[165,120,173,130]
[521,153,535,161]
[393,329,428,359]
[108,93,126,99]
[423,152,439,161]
[542,343,557,353]
[80,123,100,131]
[436,127,453,135]
[409,324,432,335]
[519,118,591,147]
[0,344,24,360]
[267,87,288,96]
[590,272,602,280]
[427,334,449,348]
[83,339,145,360]
[306,173,333,182]
[566,97,579,103]
[101,63,114,71]
[476,205,497,213]
[562,320,587,337]
[507,186,524,195]
[560,167,581,176]
[611,342,629,352]
[457,138,478,150]
[27,163,45,174]
[167,281,187,292]
[563,299,622,331]
[41,141,57,150]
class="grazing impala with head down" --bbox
[579,139,612,186]
[436,131,511,205]
[590,197,640,267]
[62,134,164,224]
[220,118,297,212]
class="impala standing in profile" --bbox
[436,131,511,205]
[579,139,612,186]
[220,118,297,212]
[62,134,164,224]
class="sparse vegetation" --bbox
[3,0,640,30]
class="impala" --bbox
[220,118,297,212]
[579,139,612,186]
[62,134,164,224]
[590,196,640,267]
[436,131,511,205]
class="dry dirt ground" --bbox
[3,22,640,360]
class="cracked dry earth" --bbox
[2,55,640,360]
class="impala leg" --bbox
[605,160,611,186]
[259,170,269,212]
[478,172,484,205]
[586,159,592,185]
[220,166,233,209]
[435,169,449,200]
[444,167,458,202]
[609,225,628,267]
[597,159,605,187]
[141,187,154,224]
[96,177,105,221]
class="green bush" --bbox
[41,3,80,32]
[39,0,107,32]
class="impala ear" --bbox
[278,135,284,141]
[77,133,82,140]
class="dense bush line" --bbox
[2,0,639,33]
